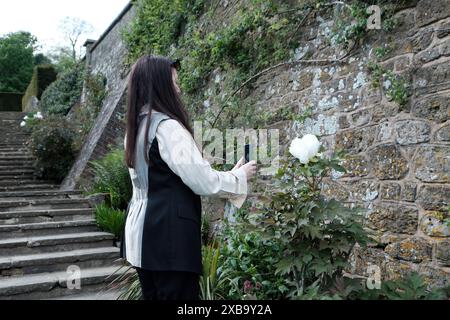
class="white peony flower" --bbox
[289,134,321,164]
[24,116,29,120]
[34,112,43,119]
[20,121,26,127]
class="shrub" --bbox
[27,114,77,182]
[89,148,132,211]
[217,219,287,300]
[39,64,84,115]
[95,203,126,239]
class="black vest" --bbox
[120,114,203,274]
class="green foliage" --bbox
[122,0,205,63]
[200,240,229,300]
[175,0,310,96]
[26,114,77,182]
[242,147,368,298]
[0,31,37,93]
[123,0,313,128]
[367,61,409,106]
[217,219,287,300]
[331,2,371,50]
[34,53,52,66]
[40,63,85,115]
[357,272,449,300]
[89,148,132,211]
[71,72,107,148]
[94,203,126,239]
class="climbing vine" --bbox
[123,0,414,132]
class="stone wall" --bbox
[229,0,449,286]
[61,2,135,190]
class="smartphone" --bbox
[244,144,250,163]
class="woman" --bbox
[121,55,257,300]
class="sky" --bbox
[0,0,131,55]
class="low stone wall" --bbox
[0,92,23,112]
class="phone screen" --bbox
[245,144,250,163]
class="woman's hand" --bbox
[233,157,257,180]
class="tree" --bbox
[34,53,52,66]
[58,17,94,61]
[0,31,37,93]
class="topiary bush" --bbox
[39,63,84,115]
[27,114,77,182]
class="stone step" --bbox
[0,152,33,157]
[0,161,34,167]
[0,169,35,175]
[0,165,33,171]
[0,232,115,256]
[0,219,98,239]
[0,265,126,300]
[0,179,55,187]
[0,142,28,147]
[0,156,34,161]
[0,247,120,277]
[0,147,29,152]
[0,184,59,192]
[0,198,91,212]
[0,189,82,199]
[0,112,28,120]
[50,289,124,300]
[0,174,36,181]
[0,207,94,225]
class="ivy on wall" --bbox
[122,0,414,131]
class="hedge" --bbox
[0,92,23,111]
[22,64,57,111]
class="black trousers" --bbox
[135,267,200,300]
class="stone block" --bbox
[367,204,418,235]
[411,94,449,123]
[380,182,401,200]
[394,119,431,145]
[414,146,449,183]
[419,211,450,237]
[385,237,432,263]
[369,144,409,180]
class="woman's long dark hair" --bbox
[125,55,194,168]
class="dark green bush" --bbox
[95,203,126,239]
[39,64,84,115]
[89,148,132,211]
[27,114,77,182]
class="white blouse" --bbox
[156,117,248,208]
[127,112,248,208]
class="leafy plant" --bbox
[217,219,287,300]
[95,203,126,239]
[358,272,449,300]
[200,240,229,300]
[39,63,85,115]
[88,148,132,211]
[367,61,409,106]
[243,146,368,299]
[26,114,77,182]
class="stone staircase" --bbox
[0,112,126,300]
